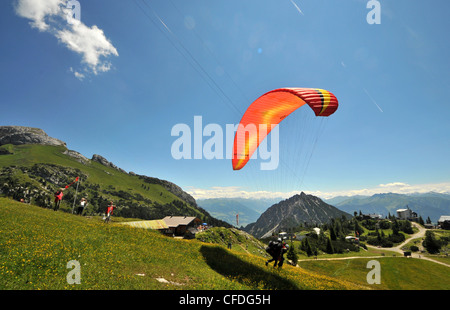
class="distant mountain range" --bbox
[325,192,450,223]
[198,192,450,233]
[197,198,280,227]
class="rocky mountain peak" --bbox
[0,126,66,147]
[244,192,351,238]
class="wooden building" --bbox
[162,216,202,236]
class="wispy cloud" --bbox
[185,186,299,200]
[14,0,118,79]
[186,182,450,200]
[289,0,304,16]
[363,87,383,113]
[69,67,84,80]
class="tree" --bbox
[329,225,337,241]
[287,242,298,265]
[418,216,424,225]
[354,220,363,236]
[423,231,441,254]
[301,238,313,257]
[392,219,400,235]
[326,237,334,254]
[400,220,414,234]
[318,229,326,244]
[376,228,382,242]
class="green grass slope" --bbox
[0,198,367,290]
[300,257,450,290]
[0,144,227,226]
[0,144,180,205]
[196,226,268,257]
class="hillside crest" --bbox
[0,126,217,224]
[0,126,66,148]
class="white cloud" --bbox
[14,0,118,78]
[14,0,63,31]
[309,182,450,199]
[186,182,450,201]
[378,182,409,188]
[69,67,84,80]
[186,186,300,201]
[73,71,85,80]
[56,22,118,74]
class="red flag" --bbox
[65,177,79,189]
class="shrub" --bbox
[423,231,441,254]
[388,233,405,244]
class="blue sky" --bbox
[1,0,449,200]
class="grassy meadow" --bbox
[299,257,449,290]
[1,197,449,290]
[0,198,364,290]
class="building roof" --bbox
[162,216,201,228]
[121,220,168,230]
[396,209,410,212]
[438,215,450,222]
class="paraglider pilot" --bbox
[265,238,289,268]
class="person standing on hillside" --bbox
[76,198,88,215]
[53,188,65,211]
[104,201,116,223]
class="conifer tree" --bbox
[302,238,313,257]
[330,225,337,241]
[423,231,441,254]
[326,237,334,254]
[287,242,298,265]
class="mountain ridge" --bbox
[244,192,351,238]
[330,192,450,222]
[0,126,229,227]
[0,126,66,147]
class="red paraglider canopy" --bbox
[232,88,338,170]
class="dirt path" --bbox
[365,222,450,268]
[299,223,450,268]
[362,222,425,255]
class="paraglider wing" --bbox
[232,88,338,170]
